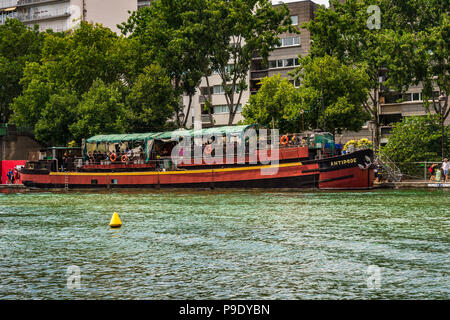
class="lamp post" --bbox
[320,63,326,132]
[178,111,185,128]
[438,93,447,159]
[301,110,304,132]
[368,120,375,152]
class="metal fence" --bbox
[390,161,447,181]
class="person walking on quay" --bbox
[9,169,15,184]
[442,158,449,183]
[13,168,19,184]
[6,170,12,184]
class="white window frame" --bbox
[290,15,298,25]
[213,104,242,114]
[268,58,300,70]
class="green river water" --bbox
[0,189,448,299]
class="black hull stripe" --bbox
[23,174,320,190]
[318,175,354,184]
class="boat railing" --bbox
[375,150,403,182]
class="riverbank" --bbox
[0,184,28,193]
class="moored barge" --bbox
[20,125,374,190]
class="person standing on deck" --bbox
[442,158,449,182]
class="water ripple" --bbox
[0,189,448,299]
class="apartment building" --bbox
[0,0,136,34]
[183,0,319,128]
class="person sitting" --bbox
[374,161,383,183]
[429,163,438,182]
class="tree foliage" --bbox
[206,0,295,125]
[294,55,370,134]
[121,0,295,126]
[382,115,450,175]
[120,0,208,126]
[243,56,370,134]
[304,0,450,148]
[126,64,178,132]
[242,75,301,133]
[9,22,178,146]
[70,80,130,142]
[0,19,45,122]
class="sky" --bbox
[272,0,330,7]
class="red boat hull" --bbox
[21,149,374,190]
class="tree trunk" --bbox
[228,110,236,126]
[441,116,445,160]
[373,119,380,152]
[182,95,193,127]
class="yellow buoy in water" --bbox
[109,212,122,228]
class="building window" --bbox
[214,64,235,75]
[213,85,225,94]
[268,58,300,69]
[402,93,412,101]
[201,87,213,96]
[284,58,294,67]
[277,36,300,47]
[213,104,242,114]
[290,79,301,88]
[290,15,298,25]
[212,84,240,94]
[412,93,422,101]
[138,0,152,9]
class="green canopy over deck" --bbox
[84,124,263,162]
[86,125,262,143]
[86,132,163,144]
[155,124,262,140]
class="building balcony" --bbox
[201,114,214,127]
[201,114,211,123]
[250,70,268,80]
[0,0,69,10]
[18,9,70,23]
[0,0,17,9]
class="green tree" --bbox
[40,21,130,94]
[207,0,295,125]
[417,15,449,159]
[10,62,54,129]
[305,0,411,148]
[120,0,207,127]
[126,64,178,132]
[10,22,159,145]
[306,0,449,150]
[382,115,450,175]
[0,19,44,123]
[380,0,449,158]
[70,80,130,141]
[242,75,302,133]
[121,0,295,126]
[34,90,79,146]
[294,55,370,133]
